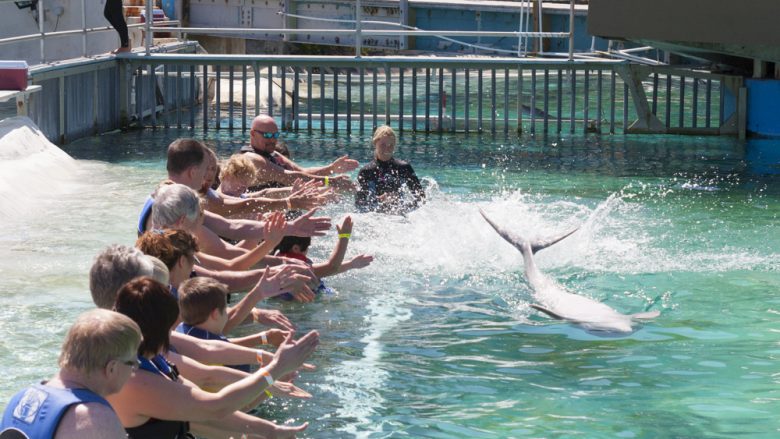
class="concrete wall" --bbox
[589,0,780,46]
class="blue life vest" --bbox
[138,196,155,235]
[1,384,112,439]
[174,324,250,373]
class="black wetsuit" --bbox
[104,0,129,48]
[355,158,424,214]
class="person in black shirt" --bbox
[355,126,425,214]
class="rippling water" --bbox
[1,129,778,438]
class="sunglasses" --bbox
[253,130,281,139]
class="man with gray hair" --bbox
[0,309,141,438]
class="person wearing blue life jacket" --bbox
[274,215,374,300]
[175,277,291,374]
[1,309,142,439]
[109,277,319,439]
[355,125,425,214]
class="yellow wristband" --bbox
[264,389,273,399]
[338,233,351,239]
[324,176,330,187]
[260,333,268,345]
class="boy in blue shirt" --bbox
[175,277,287,372]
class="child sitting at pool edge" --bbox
[175,276,288,373]
[274,215,374,299]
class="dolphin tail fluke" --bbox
[479,208,530,255]
[530,226,579,254]
[479,208,578,255]
[630,310,660,321]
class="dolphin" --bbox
[479,209,659,333]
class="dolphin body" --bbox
[480,209,659,333]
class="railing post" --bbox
[399,0,409,50]
[536,0,543,55]
[568,0,574,61]
[80,0,87,57]
[355,0,362,58]
[39,0,45,63]
[145,0,153,55]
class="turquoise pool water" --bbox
[1,129,778,438]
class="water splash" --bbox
[0,117,78,221]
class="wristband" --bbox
[255,350,264,366]
[338,233,351,239]
[324,176,330,187]
[285,197,292,209]
[264,389,273,399]
[260,332,268,345]
[260,370,274,387]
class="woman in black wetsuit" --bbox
[355,125,425,214]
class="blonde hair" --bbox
[220,154,256,185]
[372,125,397,146]
[59,309,142,374]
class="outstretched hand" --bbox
[286,208,332,237]
[336,215,353,236]
[330,155,359,173]
[273,330,320,379]
[262,211,287,244]
[269,380,312,399]
[252,308,295,331]
[348,254,373,269]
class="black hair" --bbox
[275,235,311,254]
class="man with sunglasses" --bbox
[1,309,142,439]
[240,115,359,191]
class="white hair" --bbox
[151,183,202,229]
[89,245,154,309]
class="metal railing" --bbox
[0,0,179,64]
[144,0,578,60]
[1,0,575,64]
[123,54,743,137]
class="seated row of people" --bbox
[1,117,423,438]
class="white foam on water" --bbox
[0,117,78,221]
[324,293,413,437]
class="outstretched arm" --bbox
[311,216,353,278]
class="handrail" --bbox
[0,21,180,45]
[149,27,570,39]
[2,0,577,63]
